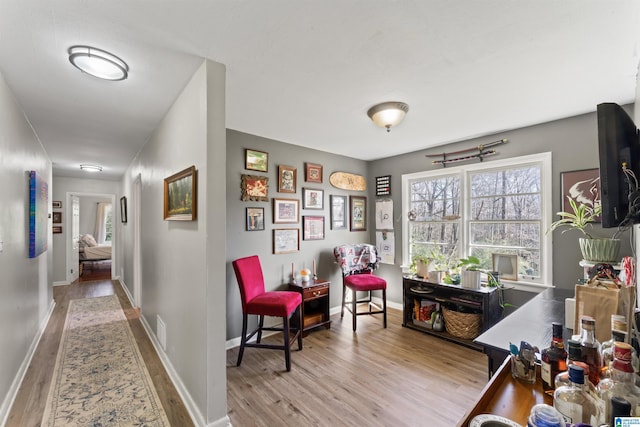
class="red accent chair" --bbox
[333,244,387,331]
[232,255,303,371]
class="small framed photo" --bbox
[246,207,265,231]
[241,174,269,202]
[52,226,62,234]
[164,166,197,221]
[52,201,62,209]
[273,198,300,224]
[245,148,268,172]
[120,196,127,223]
[330,195,347,230]
[273,228,300,254]
[376,175,391,196]
[303,216,325,240]
[303,188,324,210]
[350,195,367,231]
[52,212,62,224]
[492,253,518,281]
[305,163,323,183]
[278,165,297,193]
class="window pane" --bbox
[410,176,460,220]
[470,247,540,278]
[469,222,540,248]
[470,166,541,197]
[470,194,541,220]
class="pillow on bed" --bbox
[79,234,97,248]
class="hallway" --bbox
[5,279,193,426]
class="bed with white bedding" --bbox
[79,234,111,275]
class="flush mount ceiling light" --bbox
[367,101,409,132]
[68,45,129,81]
[80,164,103,172]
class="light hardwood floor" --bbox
[227,307,489,427]
[6,279,193,427]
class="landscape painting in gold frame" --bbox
[164,166,197,221]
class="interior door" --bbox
[69,195,80,283]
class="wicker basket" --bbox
[442,307,481,340]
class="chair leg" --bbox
[237,313,248,367]
[383,288,387,328]
[296,305,303,350]
[341,282,346,318]
[352,288,357,331]
[256,315,264,343]
[283,315,291,371]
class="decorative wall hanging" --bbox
[52,201,62,209]
[426,138,508,167]
[52,226,62,234]
[560,168,600,220]
[273,198,299,224]
[278,165,297,193]
[246,207,265,231]
[329,172,366,191]
[273,228,300,254]
[303,216,325,240]
[330,195,347,230]
[376,175,391,196]
[302,188,324,210]
[305,163,323,183]
[120,196,127,223]
[164,166,197,220]
[245,149,268,172]
[350,195,367,231]
[53,212,62,224]
[241,174,269,202]
[28,170,48,258]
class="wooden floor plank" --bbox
[226,309,488,427]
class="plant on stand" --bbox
[549,197,620,263]
[459,255,482,289]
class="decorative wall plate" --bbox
[329,172,366,191]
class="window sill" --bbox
[502,280,553,293]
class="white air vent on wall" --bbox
[157,315,167,351]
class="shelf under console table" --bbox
[402,276,502,351]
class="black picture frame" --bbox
[350,195,367,231]
[246,207,265,231]
[120,196,127,223]
[330,195,347,230]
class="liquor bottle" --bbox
[579,316,603,386]
[609,396,631,427]
[541,322,568,396]
[597,342,640,422]
[553,365,603,425]
[602,329,627,372]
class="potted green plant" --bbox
[410,254,432,278]
[458,255,482,289]
[549,197,620,263]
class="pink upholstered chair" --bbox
[333,244,387,331]
[232,255,303,371]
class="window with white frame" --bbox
[402,152,552,286]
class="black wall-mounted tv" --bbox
[597,102,640,228]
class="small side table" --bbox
[289,278,331,335]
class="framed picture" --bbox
[52,226,62,234]
[273,228,300,254]
[303,216,325,240]
[120,196,127,223]
[52,212,62,224]
[246,207,265,231]
[376,175,391,196]
[52,200,62,209]
[330,195,347,230]
[278,165,297,193]
[245,148,268,172]
[560,168,600,221]
[492,253,518,281]
[305,163,323,183]
[273,198,300,224]
[241,174,269,202]
[164,165,197,221]
[28,171,48,258]
[350,195,367,231]
[303,187,324,210]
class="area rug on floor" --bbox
[41,295,170,426]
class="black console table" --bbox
[402,276,503,351]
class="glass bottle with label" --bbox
[579,316,603,386]
[541,322,568,396]
[597,342,640,422]
[553,364,603,425]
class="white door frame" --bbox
[66,191,117,283]
[133,174,142,308]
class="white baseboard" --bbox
[53,280,69,287]
[0,299,55,426]
[118,279,221,427]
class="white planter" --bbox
[461,270,481,289]
[428,270,446,284]
[415,260,432,278]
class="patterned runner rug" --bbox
[41,295,170,426]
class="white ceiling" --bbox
[1,1,639,180]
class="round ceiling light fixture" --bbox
[68,45,129,81]
[80,164,103,172]
[367,101,409,132]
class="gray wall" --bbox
[121,60,227,425]
[0,71,53,422]
[369,107,634,310]
[226,130,371,339]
